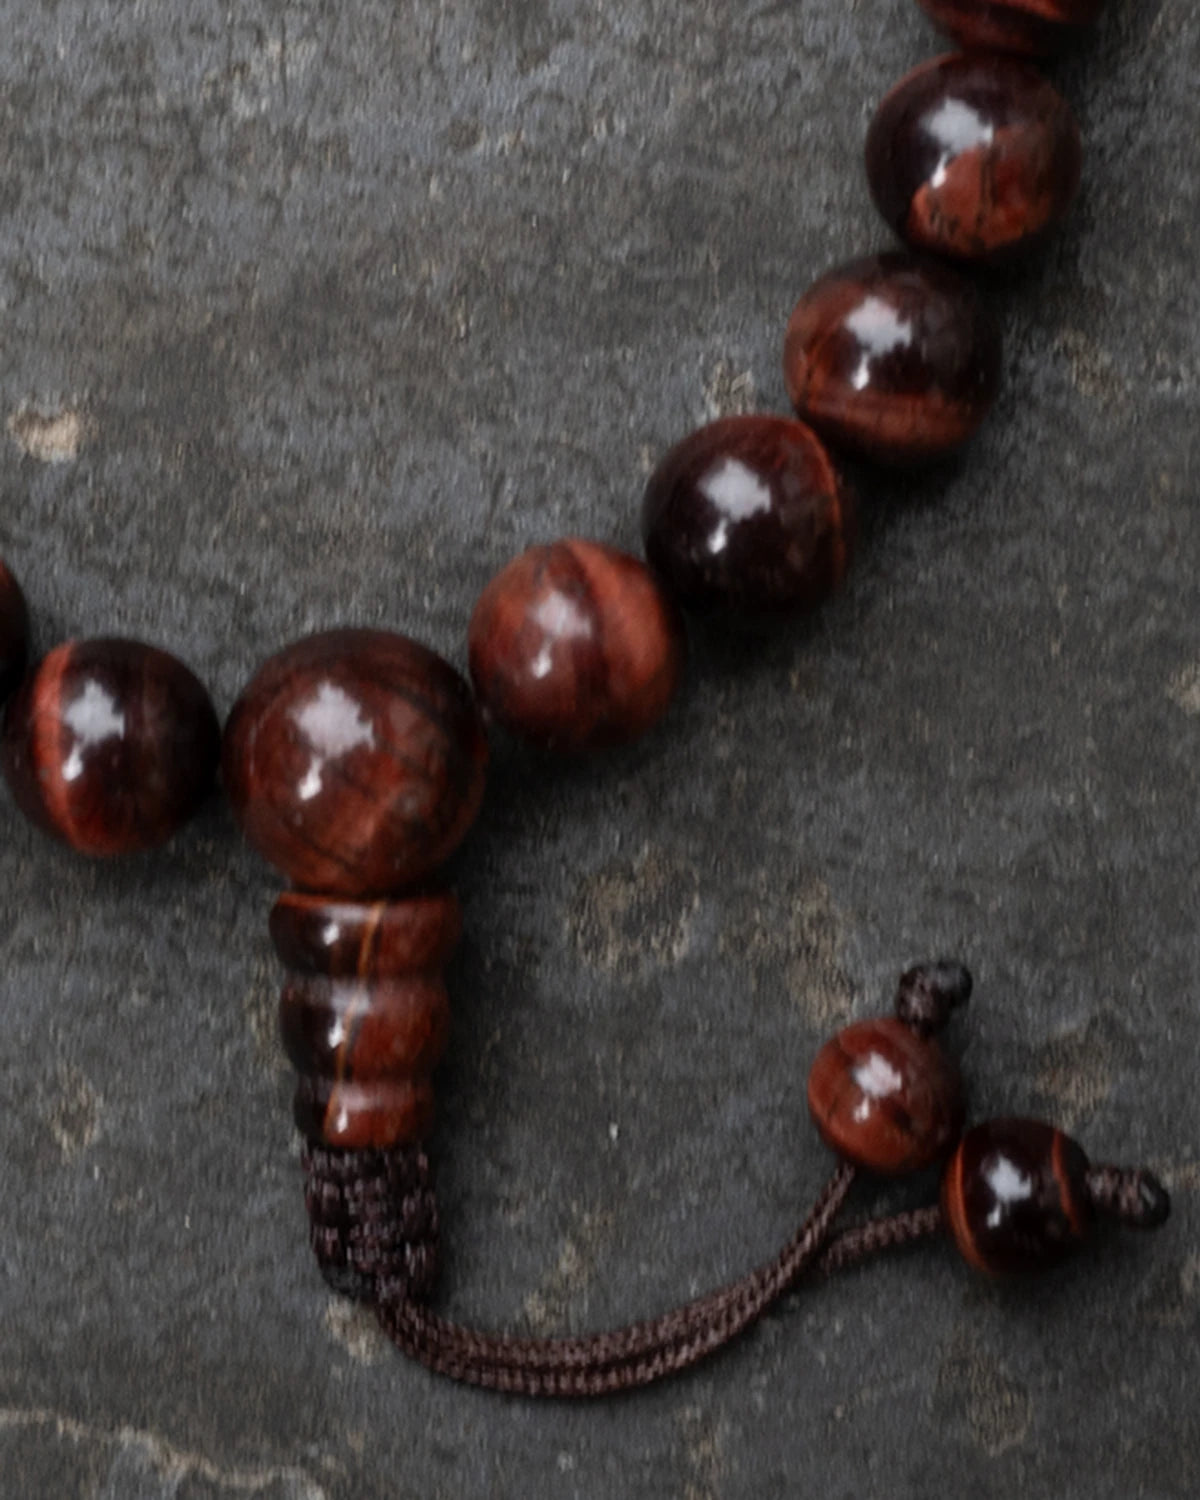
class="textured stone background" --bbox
[1,0,1197,1495]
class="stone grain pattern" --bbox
[0,1,1196,1497]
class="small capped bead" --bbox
[641,415,854,615]
[223,629,488,896]
[866,53,1082,262]
[468,539,685,752]
[942,1118,1093,1274]
[783,252,1001,465]
[1,638,220,854]
[807,1016,965,1174]
[895,959,972,1037]
[916,0,1106,57]
[0,559,30,704]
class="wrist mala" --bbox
[0,0,1171,1400]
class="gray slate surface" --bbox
[1,0,1197,1495]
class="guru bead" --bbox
[941,1118,1092,1273]
[915,0,1106,58]
[0,558,29,704]
[807,1017,965,1174]
[641,415,854,615]
[866,53,1082,263]
[273,889,461,1148]
[223,628,488,897]
[0,638,220,854]
[468,539,685,752]
[783,253,1001,465]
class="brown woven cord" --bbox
[1085,1164,1172,1229]
[815,1204,945,1276]
[366,1160,855,1397]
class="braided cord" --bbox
[373,1162,855,1397]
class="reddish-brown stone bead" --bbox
[807,1017,965,1174]
[867,53,1082,263]
[641,416,854,615]
[270,889,462,976]
[273,891,462,1150]
[783,253,1001,464]
[293,1074,436,1151]
[916,0,1105,57]
[0,558,29,704]
[279,972,450,1080]
[1,638,219,854]
[468,540,685,752]
[942,1118,1093,1273]
[223,629,488,896]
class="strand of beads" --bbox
[0,0,1172,1397]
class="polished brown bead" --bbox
[783,253,1001,464]
[274,891,462,1150]
[223,629,488,896]
[270,889,462,976]
[641,416,854,615]
[279,972,450,1080]
[942,1118,1093,1274]
[0,558,30,704]
[0,638,219,854]
[916,0,1105,57]
[867,53,1082,262]
[468,540,685,752]
[807,1017,965,1174]
[293,1074,436,1151]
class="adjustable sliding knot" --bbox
[303,1143,439,1305]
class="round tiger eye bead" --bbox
[916,0,1106,58]
[223,629,488,896]
[807,1017,965,1174]
[0,559,30,704]
[468,540,685,752]
[641,416,854,615]
[942,1118,1093,1274]
[867,53,1082,263]
[783,253,1001,464]
[1,639,220,854]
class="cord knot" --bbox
[302,1143,440,1304]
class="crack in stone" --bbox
[0,1407,327,1498]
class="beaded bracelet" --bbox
[0,0,1170,1400]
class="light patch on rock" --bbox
[522,1207,614,1334]
[43,1064,102,1158]
[719,873,854,1031]
[681,1404,726,1500]
[702,359,757,420]
[324,1299,388,1366]
[569,844,700,977]
[1033,1015,1119,1132]
[1166,660,1200,716]
[1055,327,1126,405]
[8,406,91,463]
[0,1405,326,1497]
[936,1332,1031,1458]
[677,1404,727,1500]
